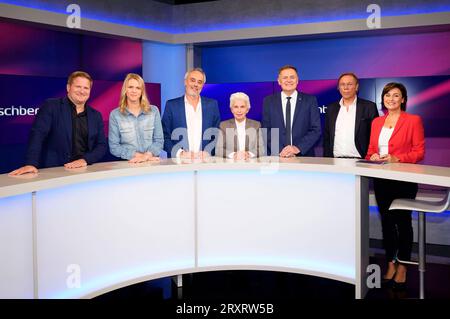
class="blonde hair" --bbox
[119,73,151,114]
[68,71,93,88]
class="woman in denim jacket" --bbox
[109,73,163,162]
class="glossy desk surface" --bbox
[1,157,449,198]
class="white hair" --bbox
[229,92,251,109]
[184,67,206,83]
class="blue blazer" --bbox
[162,95,221,157]
[25,97,107,168]
[262,91,321,157]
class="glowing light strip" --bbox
[2,0,450,34]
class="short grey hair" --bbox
[229,92,251,109]
[184,67,206,83]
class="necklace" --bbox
[386,113,399,129]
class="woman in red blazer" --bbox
[366,82,425,290]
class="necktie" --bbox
[285,96,291,146]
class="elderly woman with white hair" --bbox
[215,92,265,159]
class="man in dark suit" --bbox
[9,71,107,175]
[162,68,220,158]
[323,72,379,158]
[262,65,321,157]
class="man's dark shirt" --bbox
[68,99,88,161]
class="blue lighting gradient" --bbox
[2,0,449,34]
[0,0,177,33]
[176,5,450,33]
[142,41,186,112]
[198,257,355,282]
[50,261,194,299]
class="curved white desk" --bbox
[0,157,449,299]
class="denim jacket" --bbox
[108,105,164,159]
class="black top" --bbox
[68,98,88,161]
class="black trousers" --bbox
[373,178,418,262]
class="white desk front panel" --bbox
[34,172,195,298]
[196,170,356,283]
[0,194,34,298]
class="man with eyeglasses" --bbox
[323,72,379,159]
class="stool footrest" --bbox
[396,258,419,266]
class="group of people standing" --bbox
[9,66,425,291]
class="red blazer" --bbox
[365,112,425,163]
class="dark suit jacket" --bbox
[25,97,107,168]
[162,95,221,157]
[366,112,425,163]
[215,118,265,158]
[262,91,321,157]
[323,98,378,158]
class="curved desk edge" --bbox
[1,157,449,199]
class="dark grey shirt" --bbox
[68,98,88,161]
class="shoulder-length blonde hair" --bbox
[119,73,151,114]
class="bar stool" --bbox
[389,188,450,299]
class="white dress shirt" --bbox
[333,97,361,158]
[378,126,394,157]
[226,119,256,159]
[177,96,202,157]
[281,90,297,144]
[235,119,246,152]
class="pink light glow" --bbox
[408,79,450,107]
